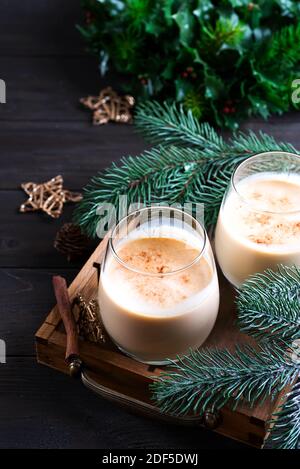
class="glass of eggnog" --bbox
[98,206,219,365]
[215,151,300,287]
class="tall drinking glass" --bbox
[215,151,300,287]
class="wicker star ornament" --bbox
[20,175,82,218]
[80,86,135,125]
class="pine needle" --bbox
[237,265,300,345]
[264,382,300,449]
[151,344,299,417]
[135,101,226,149]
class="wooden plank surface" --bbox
[0,191,97,268]
[0,358,243,449]
[0,0,84,57]
[0,57,103,122]
[0,268,77,355]
[0,0,299,450]
[0,122,146,189]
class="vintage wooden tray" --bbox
[35,238,280,448]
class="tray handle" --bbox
[52,276,82,377]
[52,276,223,430]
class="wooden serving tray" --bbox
[35,238,278,448]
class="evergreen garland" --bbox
[151,266,300,449]
[73,102,297,237]
[78,0,300,128]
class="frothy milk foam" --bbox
[99,221,219,363]
[215,172,300,286]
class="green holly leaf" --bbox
[172,6,195,47]
[227,0,249,7]
[125,0,152,28]
[99,50,109,76]
[204,72,224,100]
[175,78,193,101]
[193,0,213,22]
[276,0,300,17]
[79,0,300,129]
[222,113,240,130]
[145,18,164,36]
[216,13,252,54]
[162,0,176,25]
[210,100,223,127]
[248,95,270,119]
[161,62,175,80]
[251,60,286,93]
[97,0,126,16]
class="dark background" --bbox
[0,1,299,449]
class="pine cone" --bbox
[54,223,90,261]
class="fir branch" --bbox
[135,101,227,149]
[237,266,300,345]
[264,382,300,449]
[75,103,297,236]
[73,143,256,235]
[135,101,297,153]
[151,345,299,417]
[74,145,205,237]
[187,155,247,225]
[230,130,297,155]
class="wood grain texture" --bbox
[0,57,104,122]
[0,268,77,355]
[0,191,97,268]
[0,358,243,449]
[0,0,84,57]
[0,122,146,190]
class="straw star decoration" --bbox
[80,86,135,125]
[20,175,82,219]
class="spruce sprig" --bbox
[265,382,300,449]
[135,102,297,154]
[74,102,297,237]
[237,265,300,345]
[151,344,298,417]
[135,101,227,149]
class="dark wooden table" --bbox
[0,1,299,449]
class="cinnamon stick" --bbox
[52,275,79,362]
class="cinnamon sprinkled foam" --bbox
[226,173,300,248]
[215,171,300,287]
[103,237,212,314]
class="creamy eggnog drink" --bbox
[99,207,219,364]
[215,152,300,287]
